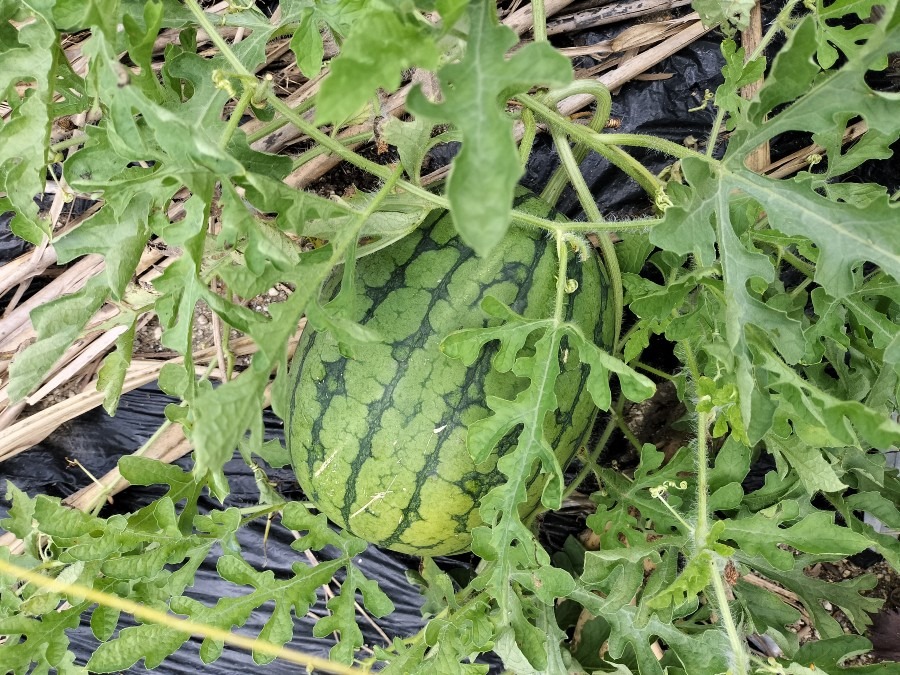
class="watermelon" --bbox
[286,192,613,556]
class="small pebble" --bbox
[196,315,209,326]
[822,601,833,611]
[152,326,163,340]
[842,570,851,578]
[268,287,279,297]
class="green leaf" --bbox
[588,444,694,550]
[714,39,766,123]
[384,594,493,673]
[254,438,291,470]
[0,603,85,675]
[153,254,205,355]
[96,320,137,415]
[281,505,393,664]
[435,0,468,28]
[440,296,552,372]
[709,435,752,491]
[87,624,190,671]
[573,576,732,675]
[473,329,565,507]
[167,553,341,665]
[615,232,656,275]
[647,549,716,610]
[381,114,436,184]
[655,160,806,430]
[0,0,57,244]
[54,187,172,297]
[7,276,108,402]
[219,6,280,72]
[315,565,395,663]
[754,346,900,449]
[122,0,165,96]
[765,431,848,494]
[847,491,900,530]
[317,1,439,124]
[118,457,200,532]
[283,501,367,557]
[90,604,120,643]
[814,0,882,69]
[1,482,38,541]
[405,557,459,617]
[51,0,124,36]
[304,300,382,346]
[289,8,324,78]
[191,366,268,489]
[792,635,886,673]
[568,326,655,408]
[692,0,755,31]
[739,173,900,299]
[828,487,900,570]
[623,269,706,321]
[751,557,883,637]
[734,579,801,657]
[406,0,571,255]
[653,13,900,445]
[723,510,871,570]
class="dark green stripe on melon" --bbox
[287,193,613,556]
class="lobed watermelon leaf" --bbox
[0,0,58,244]
[440,291,653,663]
[316,0,440,125]
[406,0,572,256]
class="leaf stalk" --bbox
[547,123,624,351]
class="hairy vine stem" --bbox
[561,397,621,501]
[518,93,706,162]
[520,93,666,203]
[531,0,548,42]
[709,558,749,675]
[539,82,625,350]
[684,341,749,674]
[749,0,806,62]
[554,231,569,326]
[539,81,612,207]
[88,419,173,516]
[292,131,374,171]
[220,86,254,149]
[184,0,253,77]
[519,108,539,167]
[695,407,710,546]
[549,126,624,350]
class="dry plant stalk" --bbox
[762,121,869,179]
[741,1,770,171]
[546,0,694,35]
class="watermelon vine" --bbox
[1,0,899,673]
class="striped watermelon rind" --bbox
[287,192,613,556]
